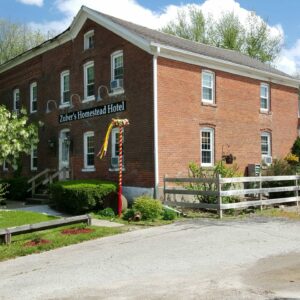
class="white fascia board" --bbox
[151,42,300,88]
[82,7,152,54]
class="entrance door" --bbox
[59,129,70,179]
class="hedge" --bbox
[0,177,29,201]
[49,180,117,214]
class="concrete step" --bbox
[32,193,49,200]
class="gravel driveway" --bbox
[0,217,300,299]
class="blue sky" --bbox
[1,0,299,74]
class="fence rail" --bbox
[164,174,300,218]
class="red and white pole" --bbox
[118,126,123,216]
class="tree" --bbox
[0,19,50,65]
[0,106,39,169]
[161,8,282,64]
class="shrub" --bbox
[291,137,300,158]
[49,180,117,214]
[97,207,115,218]
[188,161,241,204]
[162,208,177,220]
[122,208,136,221]
[132,196,163,220]
[1,177,29,200]
[0,183,8,205]
[285,153,299,165]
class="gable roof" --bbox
[0,6,299,88]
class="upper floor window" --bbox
[60,70,70,105]
[201,128,214,167]
[111,51,124,92]
[84,30,94,50]
[30,82,37,113]
[260,83,270,112]
[83,131,95,170]
[13,88,20,112]
[83,61,95,101]
[202,71,215,103]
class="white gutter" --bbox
[153,46,160,199]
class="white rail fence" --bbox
[163,174,300,218]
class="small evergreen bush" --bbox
[97,207,115,218]
[162,208,177,220]
[133,196,163,220]
[49,180,116,214]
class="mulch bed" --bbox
[24,239,51,247]
[61,228,94,235]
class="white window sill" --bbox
[110,89,124,96]
[30,111,37,114]
[202,101,216,107]
[31,168,38,172]
[82,97,95,103]
[59,103,71,109]
[260,109,271,114]
[109,167,125,172]
[81,168,96,172]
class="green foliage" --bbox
[0,183,8,205]
[122,208,136,221]
[161,8,282,63]
[284,153,299,165]
[49,180,117,214]
[1,177,29,200]
[291,137,300,159]
[0,106,39,169]
[162,208,177,220]
[132,196,163,220]
[97,207,115,218]
[0,19,53,65]
[188,161,241,204]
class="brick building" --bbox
[0,6,299,199]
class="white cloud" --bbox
[17,0,44,7]
[29,0,298,75]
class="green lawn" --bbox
[0,210,57,228]
[0,210,123,261]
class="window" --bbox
[30,82,37,113]
[84,30,94,50]
[111,128,124,169]
[3,160,8,172]
[201,128,214,167]
[260,83,270,111]
[60,70,70,105]
[30,146,38,171]
[83,132,95,170]
[202,71,214,103]
[83,61,95,101]
[111,51,124,81]
[261,132,271,158]
[13,88,20,112]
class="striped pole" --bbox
[118,126,123,216]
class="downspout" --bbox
[153,46,160,198]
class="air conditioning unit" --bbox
[110,79,124,91]
[262,156,272,165]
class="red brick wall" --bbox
[0,19,155,187]
[157,57,298,184]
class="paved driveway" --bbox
[0,217,300,299]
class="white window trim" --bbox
[13,88,20,112]
[60,70,70,107]
[110,50,124,94]
[201,127,214,167]
[261,132,271,157]
[83,61,95,102]
[110,127,125,171]
[30,82,37,113]
[202,70,215,104]
[83,131,95,171]
[84,30,94,50]
[30,145,37,171]
[260,83,270,112]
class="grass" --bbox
[255,207,300,220]
[0,210,123,261]
[0,210,58,228]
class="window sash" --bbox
[202,71,214,102]
[84,132,95,168]
[61,72,70,104]
[261,133,271,156]
[31,146,38,170]
[260,84,269,110]
[13,89,20,111]
[112,52,124,81]
[84,30,94,50]
[201,129,214,166]
[84,63,95,100]
[30,83,37,112]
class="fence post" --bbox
[217,173,222,219]
[295,174,299,214]
[259,172,263,211]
